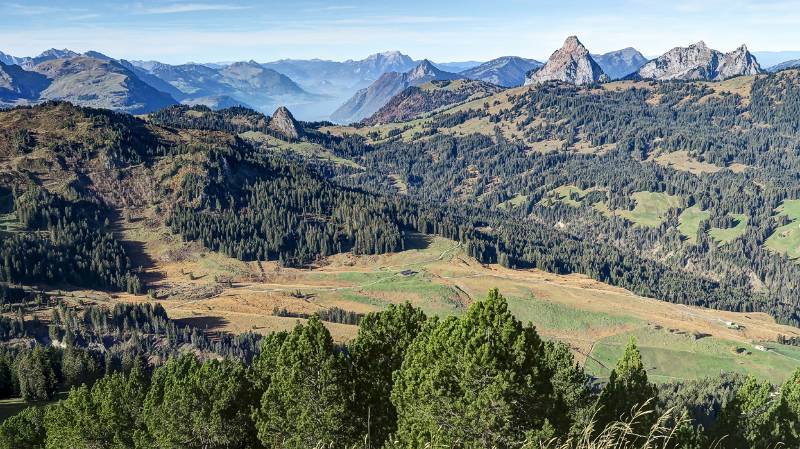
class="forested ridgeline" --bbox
[2,96,799,326]
[3,291,800,449]
[315,71,800,325]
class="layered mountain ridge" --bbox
[331,60,462,123]
[459,56,543,87]
[634,41,763,81]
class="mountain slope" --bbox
[592,48,648,80]
[363,79,503,125]
[770,59,800,72]
[460,56,542,87]
[0,62,50,101]
[29,56,177,114]
[524,36,606,85]
[331,60,462,123]
[131,60,316,113]
[634,42,763,81]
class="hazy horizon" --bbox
[3,0,800,65]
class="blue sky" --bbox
[2,0,800,63]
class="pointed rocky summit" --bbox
[269,106,301,139]
[524,36,606,86]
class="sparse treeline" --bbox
[0,302,263,405]
[3,291,800,448]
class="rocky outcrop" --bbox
[634,42,763,81]
[460,56,542,87]
[269,106,301,139]
[524,36,606,86]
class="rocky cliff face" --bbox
[717,45,763,79]
[635,42,763,81]
[269,106,301,139]
[524,36,606,86]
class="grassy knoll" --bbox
[678,206,710,243]
[539,185,600,208]
[653,150,722,175]
[584,326,800,384]
[497,194,528,210]
[710,214,749,244]
[617,191,682,227]
[765,200,800,259]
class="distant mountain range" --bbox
[769,59,800,72]
[461,57,543,87]
[0,54,175,114]
[592,48,648,80]
[1,42,799,120]
[331,60,463,123]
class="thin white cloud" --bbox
[65,13,101,21]
[140,3,251,14]
[330,15,479,25]
[304,5,357,12]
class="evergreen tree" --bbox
[349,302,428,447]
[391,289,557,448]
[0,406,44,449]
[595,337,657,433]
[44,363,148,449]
[142,355,256,449]
[254,316,353,448]
[16,346,57,402]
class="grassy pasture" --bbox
[765,200,800,259]
[678,206,710,243]
[585,326,800,384]
[497,194,528,210]
[617,191,681,228]
[709,214,748,244]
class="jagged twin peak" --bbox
[525,36,606,86]
[635,41,763,81]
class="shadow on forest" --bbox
[403,233,433,251]
[174,315,230,331]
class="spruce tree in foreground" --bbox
[350,302,428,448]
[391,289,561,448]
[254,316,353,448]
[595,337,657,434]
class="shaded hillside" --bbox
[460,56,542,87]
[331,60,462,123]
[0,62,49,101]
[363,79,503,125]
